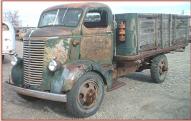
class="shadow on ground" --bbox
[125,72,155,83]
[24,98,72,118]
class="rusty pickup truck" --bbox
[8,3,190,117]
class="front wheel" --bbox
[150,54,168,83]
[66,72,104,118]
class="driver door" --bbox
[80,8,113,65]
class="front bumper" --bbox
[7,83,67,102]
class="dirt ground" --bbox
[2,41,190,119]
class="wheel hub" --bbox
[78,80,98,108]
[85,89,96,106]
[159,60,168,75]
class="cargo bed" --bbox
[114,13,189,60]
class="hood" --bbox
[26,27,73,37]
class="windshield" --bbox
[38,8,83,27]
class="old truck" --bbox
[8,3,189,117]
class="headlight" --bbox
[11,55,18,66]
[48,59,58,72]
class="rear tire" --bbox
[66,72,104,118]
[150,54,168,83]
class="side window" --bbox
[84,9,108,28]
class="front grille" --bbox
[23,40,45,86]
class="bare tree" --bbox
[3,11,22,27]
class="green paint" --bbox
[115,13,137,56]
[41,37,82,91]
[10,5,189,94]
[11,58,24,86]
[46,39,60,48]
[41,67,64,92]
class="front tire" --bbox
[150,54,168,83]
[66,72,104,118]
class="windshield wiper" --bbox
[53,9,60,25]
[61,8,68,23]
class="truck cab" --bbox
[31,3,114,65]
[8,3,189,118]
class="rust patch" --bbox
[44,39,70,68]
[112,61,139,80]
[117,61,138,77]
[28,27,73,37]
[78,80,98,108]
[62,64,87,91]
[66,64,86,71]
[80,26,113,64]
[44,3,110,12]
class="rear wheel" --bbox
[150,54,168,83]
[66,72,104,118]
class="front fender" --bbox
[61,60,112,92]
[11,58,24,86]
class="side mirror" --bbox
[113,20,117,29]
[113,15,117,29]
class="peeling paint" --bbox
[43,38,70,67]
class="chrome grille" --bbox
[23,40,45,86]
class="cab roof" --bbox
[43,3,109,12]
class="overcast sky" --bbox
[3,1,190,27]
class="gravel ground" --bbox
[2,41,190,119]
